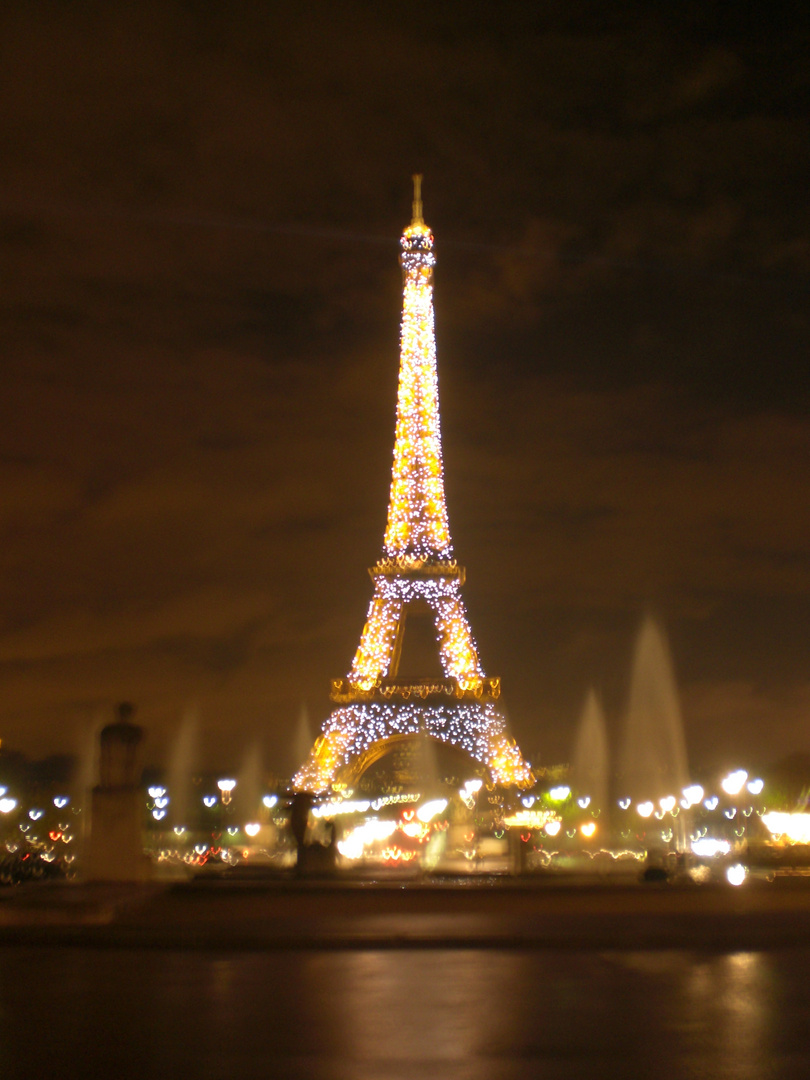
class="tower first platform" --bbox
[295,179,532,794]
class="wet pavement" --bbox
[0,876,809,1077]
[3,942,810,1078]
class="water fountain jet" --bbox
[571,689,610,818]
[236,742,264,821]
[617,617,690,809]
[167,707,199,828]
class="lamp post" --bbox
[217,779,236,806]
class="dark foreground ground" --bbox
[1,871,809,950]
[1,875,809,1078]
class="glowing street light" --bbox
[217,779,236,806]
[416,799,448,823]
[0,798,17,814]
[762,812,810,843]
[460,779,483,809]
[681,785,704,808]
[726,863,747,887]
[691,838,730,858]
[549,786,570,802]
[721,770,748,796]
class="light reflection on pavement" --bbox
[0,945,807,1079]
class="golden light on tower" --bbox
[381,175,452,563]
[295,179,532,793]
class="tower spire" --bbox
[411,173,424,226]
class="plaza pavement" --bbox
[0,872,808,952]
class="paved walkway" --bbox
[0,873,809,950]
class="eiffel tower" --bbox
[295,178,532,794]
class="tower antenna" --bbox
[411,173,424,226]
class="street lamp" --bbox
[217,779,236,806]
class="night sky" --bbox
[1,1,808,779]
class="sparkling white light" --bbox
[294,700,531,792]
[349,576,483,690]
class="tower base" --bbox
[295,700,532,793]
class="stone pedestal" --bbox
[86,703,151,882]
[86,787,151,882]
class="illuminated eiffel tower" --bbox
[295,179,532,793]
